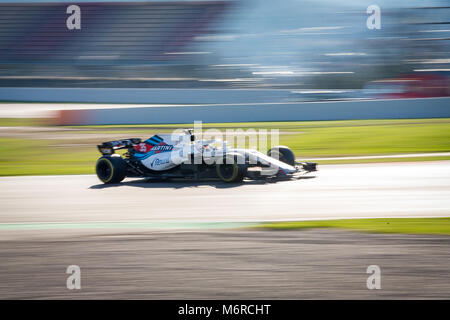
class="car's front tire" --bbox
[268,146,296,166]
[96,155,127,184]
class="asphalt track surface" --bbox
[1,161,450,238]
[1,161,449,299]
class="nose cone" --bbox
[279,165,297,175]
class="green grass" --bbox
[0,118,42,127]
[0,118,449,176]
[0,138,96,176]
[70,118,450,157]
[256,218,450,235]
[280,122,450,157]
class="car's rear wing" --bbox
[97,138,141,155]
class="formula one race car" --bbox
[95,129,317,183]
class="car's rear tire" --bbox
[216,153,247,183]
[268,146,296,166]
[96,155,127,184]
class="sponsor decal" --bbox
[152,145,173,151]
[133,142,173,154]
[150,157,170,168]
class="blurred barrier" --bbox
[55,97,450,125]
[0,87,290,104]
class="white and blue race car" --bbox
[95,129,317,183]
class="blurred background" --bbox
[0,0,449,102]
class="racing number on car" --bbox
[136,142,151,153]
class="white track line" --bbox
[299,152,450,161]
